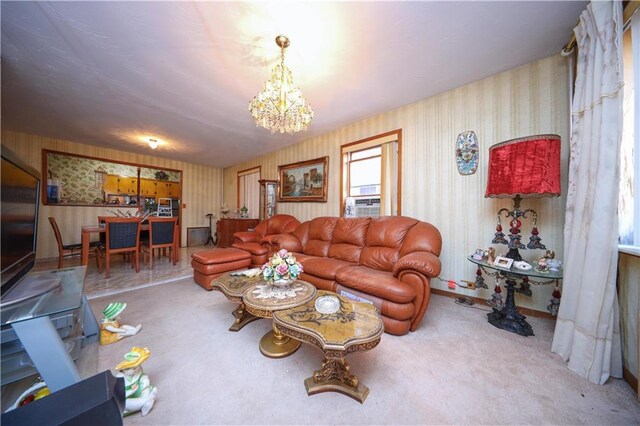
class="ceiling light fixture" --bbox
[249,35,314,134]
[148,138,159,149]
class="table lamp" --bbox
[485,134,561,261]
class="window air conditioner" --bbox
[354,198,380,218]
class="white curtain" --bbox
[380,141,398,215]
[551,1,624,384]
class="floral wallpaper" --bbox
[46,152,180,204]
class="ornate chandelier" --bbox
[249,35,314,134]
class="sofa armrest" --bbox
[233,231,261,243]
[393,251,441,278]
[266,233,303,253]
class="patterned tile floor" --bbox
[34,246,208,299]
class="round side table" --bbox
[243,280,317,358]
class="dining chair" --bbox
[141,217,177,269]
[49,217,102,269]
[99,217,142,278]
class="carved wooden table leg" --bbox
[229,303,259,332]
[304,353,371,403]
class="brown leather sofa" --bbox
[265,216,442,335]
[232,214,300,266]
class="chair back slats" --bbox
[102,217,141,278]
[151,221,175,245]
[104,218,141,251]
[48,217,64,252]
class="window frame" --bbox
[340,129,402,216]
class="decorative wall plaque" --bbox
[455,131,479,175]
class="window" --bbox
[237,167,260,219]
[341,130,401,218]
[618,12,639,248]
[348,147,381,197]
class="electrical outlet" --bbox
[461,280,476,290]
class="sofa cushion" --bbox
[360,216,419,271]
[328,218,370,263]
[231,242,268,256]
[300,257,354,281]
[191,248,251,265]
[335,265,416,304]
[303,217,338,257]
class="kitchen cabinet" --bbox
[156,181,180,199]
[103,176,180,201]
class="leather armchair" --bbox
[232,214,300,266]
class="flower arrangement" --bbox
[261,249,303,284]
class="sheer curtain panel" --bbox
[551,1,624,384]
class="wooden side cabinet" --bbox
[216,218,260,248]
[259,179,278,221]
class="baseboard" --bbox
[622,366,638,394]
[431,288,555,320]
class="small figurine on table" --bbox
[100,303,142,345]
[536,257,549,272]
[486,247,496,265]
[115,347,157,417]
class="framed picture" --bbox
[277,156,328,202]
[493,256,514,269]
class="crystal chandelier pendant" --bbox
[249,35,314,134]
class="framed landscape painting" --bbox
[277,156,328,202]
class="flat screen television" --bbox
[1,147,60,306]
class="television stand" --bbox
[1,274,61,308]
[0,266,98,392]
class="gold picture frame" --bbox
[277,156,328,202]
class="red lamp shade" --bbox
[485,134,561,199]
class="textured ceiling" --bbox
[1,1,587,168]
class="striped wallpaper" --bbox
[1,131,223,259]
[223,54,570,313]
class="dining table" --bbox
[80,223,175,266]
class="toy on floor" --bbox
[115,347,157,416]
[100,302,142,345]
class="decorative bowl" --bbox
[315,295,340,314]
[271,278,295,287]
[513,261,532,271]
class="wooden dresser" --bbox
[216,218,260,247]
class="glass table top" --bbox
[1,266,87,326]
[467,256,563,279]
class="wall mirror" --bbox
[42,150,183,209]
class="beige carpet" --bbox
[88,279,640,425]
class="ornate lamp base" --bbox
[259,323,301,358]
[486,278,533,336]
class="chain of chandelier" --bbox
[248,35,314,134]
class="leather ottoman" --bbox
[191,248,252,290]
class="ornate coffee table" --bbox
[243,280,317,359]
[273,290,384,403]
[211,272,264,332]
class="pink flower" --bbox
[277,249,289,258]
[275,263,289,276]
